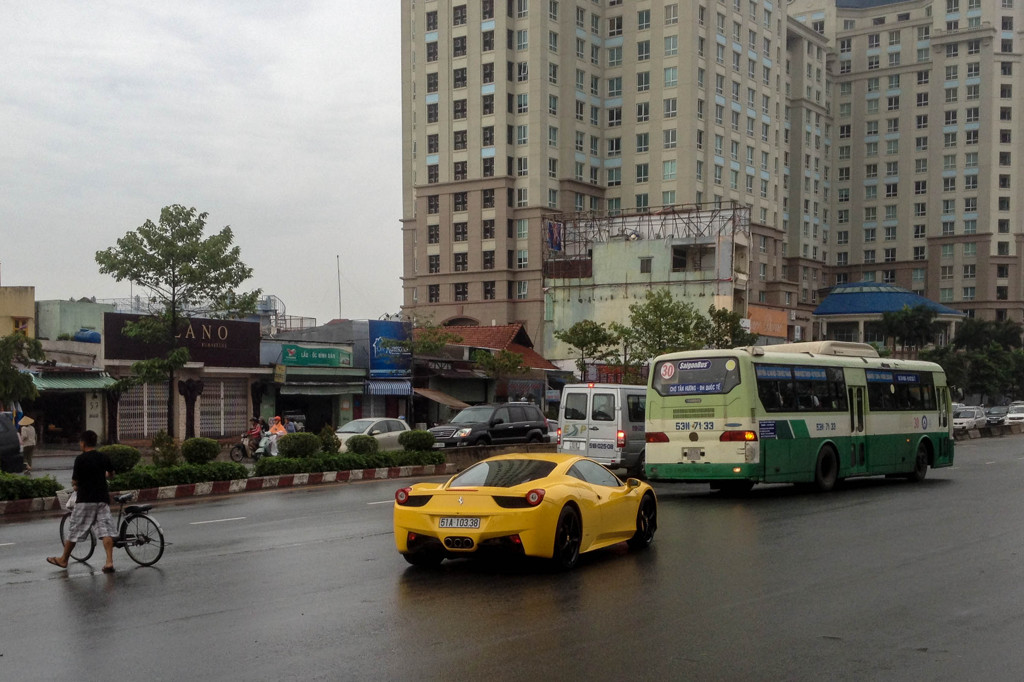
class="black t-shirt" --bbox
[72,449,113,504]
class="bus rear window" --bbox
[651,357,741,397]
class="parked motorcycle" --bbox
[230,431,269,462]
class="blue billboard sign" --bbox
[368,320,412,378]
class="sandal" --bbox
[46,557,68,569]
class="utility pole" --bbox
[336,255,342,319]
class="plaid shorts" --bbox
[66,503,116,542]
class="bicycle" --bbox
[58,492,166,567]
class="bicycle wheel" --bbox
[59,513,96,562]
[121,514,165,566]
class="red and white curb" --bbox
[0,463,459,516]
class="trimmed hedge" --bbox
[98,444,142,474]
[398,429,436,451]
[252,450,444,477]
[278,432,322,458]
[0,472,63,501]
[181,437,221,465]
[345,434,379,456]
[108,462,249,491]
[318,424,341,453]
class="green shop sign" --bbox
[281,344,353,367]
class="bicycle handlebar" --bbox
[114,492,135,504]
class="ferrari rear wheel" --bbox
[403,548,445,568]
[552,506,582,570]
[627,493,657,550]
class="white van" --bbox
[557,383,646,476]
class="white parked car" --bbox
[1005,405,1024,426]
[336,418,410,451]
[952,406,986,431]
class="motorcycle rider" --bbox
[268,415,287,456]
[246,418,262,456]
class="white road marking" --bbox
[367,500,393,505]
[190,517,246,525]
[0,542,15,547]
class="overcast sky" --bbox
[0,1,404,325]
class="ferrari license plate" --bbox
[439,517,480,529]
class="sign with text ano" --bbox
[281,344,353,367]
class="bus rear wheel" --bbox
[908,442,929,482]
[813,446,839,492]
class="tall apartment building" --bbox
[791,0,1024,322]
[400,0,1023,355]
[401,1,810,347]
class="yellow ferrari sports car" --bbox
[393,453,657,569]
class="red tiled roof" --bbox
[507,343,558,371]
[413,323,558,370]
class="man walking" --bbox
[47,430,116,573]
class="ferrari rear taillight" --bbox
[395,487,412,504]
[616,430,626,448]
[525,489,545,506]
[556,427,562,445]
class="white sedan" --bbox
[336,418,410,451]
[952,407,986,431]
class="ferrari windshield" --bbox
[449,459,557,487]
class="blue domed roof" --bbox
[813,282,964,317]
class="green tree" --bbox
[621,289,705,362]
[553,320,619,381]
[472,349,527,400]
[96,205,261,434]
[385,321,462,356]
[0,333,45,405]
[705,304,759,349]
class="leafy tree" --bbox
[956,318,1023,351]
[878,305,941,351]
[620,289,705,362]
[0,333,45,405]
[553,320,619,381]
[96,204,260,434]
[472,349,527,400]
[705,304,759,349]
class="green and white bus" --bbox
[644,341,954,492]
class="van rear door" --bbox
[560,390,589,453]
[585,391,619,463]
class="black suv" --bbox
[429,403,549,447]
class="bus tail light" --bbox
[616,430,626,448]
[646,432,669,443]
[556,427,562,446]
[720,430,758,442]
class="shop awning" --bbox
[364,380,412,396]
[413,388,470,410]
[30,372,117,391]
[279,383,361,396]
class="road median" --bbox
[0,463,459,517]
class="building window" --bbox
[428,255,440,274]
[671,246,687,271]
[483,250,495,270]
[516,281,528,299]
[454,283,468,301]
[454,222,468,241]
[428,285,440,303]
[482,220,495,239]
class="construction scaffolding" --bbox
[541,201,751,282]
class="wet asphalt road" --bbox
[2,438,1024,680]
